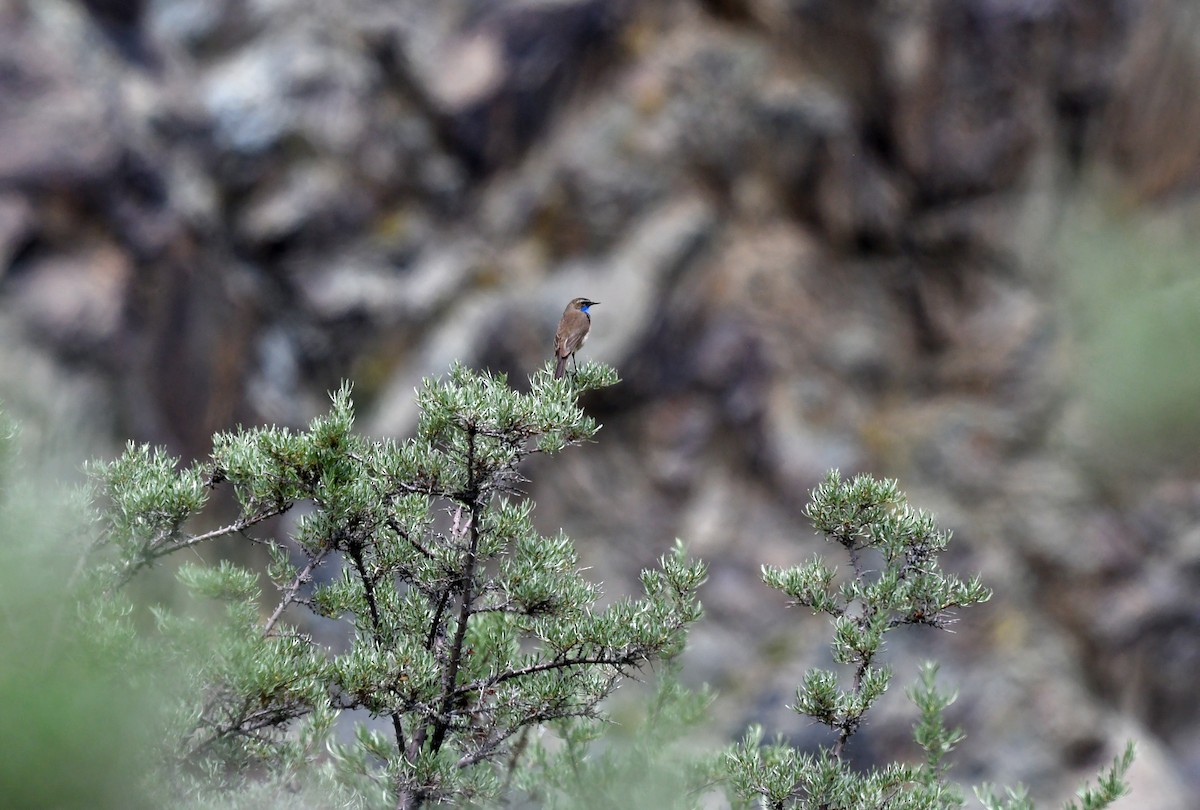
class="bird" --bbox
[554,298,599,379]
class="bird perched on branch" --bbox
[554,298,599,379]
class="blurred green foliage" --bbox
[0,411,161,809]
[1059,205,1200,470]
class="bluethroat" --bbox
[554,298,598,378]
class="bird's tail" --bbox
[554,355,567,379]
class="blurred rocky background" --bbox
[3,0,1200,806]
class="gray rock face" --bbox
[2,0,1199,804]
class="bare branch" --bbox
[263,550,328,637]
[455,650,650,700]
[110,503,290,592]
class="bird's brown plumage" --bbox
[554,298,598,378]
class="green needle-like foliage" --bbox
[725,472,1134,810]
[87,362,706,809]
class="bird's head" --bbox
[570,297,599,313]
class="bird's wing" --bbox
[555,309,589,357]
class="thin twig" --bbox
[263,551,327,637]
[455,651,648,699]
[112,504,289,592]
